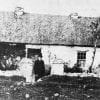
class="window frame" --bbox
[77,51,86,67]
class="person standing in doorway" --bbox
[34,54,45,81]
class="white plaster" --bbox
[1,45,100,81]
[51,63,64,75]
[26,45,100,71]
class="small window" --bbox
[77,51,86,60]
[77,51,86,67]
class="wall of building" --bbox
[26,45,100,71]
[1,44,100,82]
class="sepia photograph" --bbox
[0,0,100,100]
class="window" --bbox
[77,51,86,67]
[28,48,41,58]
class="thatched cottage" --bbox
[0,8,99,74]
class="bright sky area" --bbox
[0,0,100,17]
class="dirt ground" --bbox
[0,75,100,100]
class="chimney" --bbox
[14,7,24,18]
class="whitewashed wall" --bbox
[1,45,99,82]
[26,45,100,69]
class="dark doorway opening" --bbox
[28,48,41,58]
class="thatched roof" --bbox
[0,11,98,46]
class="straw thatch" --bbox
[0,11,98,46]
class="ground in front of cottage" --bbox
[0,75,100,100]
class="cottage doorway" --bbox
[27,48,41,58]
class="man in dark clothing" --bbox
[34,55,45,81]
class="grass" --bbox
[0,75,100,100]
